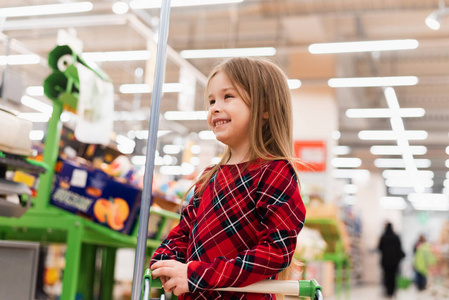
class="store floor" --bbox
[286,283,447,300]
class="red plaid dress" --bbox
[151,159,306,299]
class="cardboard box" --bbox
[50,159,141,235]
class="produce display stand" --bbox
[0,43,181,300]
[302,218,351,300]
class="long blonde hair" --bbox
[192,57,299,193]
[186,57,303,292]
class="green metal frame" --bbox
[300,218,351,300]
[0,45,181,300]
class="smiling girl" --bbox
[150,57,306,300]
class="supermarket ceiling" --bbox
[2,0,449,201]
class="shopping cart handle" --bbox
[217,278,322,298]
[142,269,322,299]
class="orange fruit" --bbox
[93,198,111,223]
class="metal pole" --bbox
[130,1,172,299]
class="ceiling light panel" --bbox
[328,76,418,87]
[309,39,418,54]
[0,2,93,18]
[346,108,425,118]
[370,145,427,156]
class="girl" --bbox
[151,57,306,299]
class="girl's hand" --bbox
[150,260,189,296]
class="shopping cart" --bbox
[141,269,323,300]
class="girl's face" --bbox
[207,71,251,154]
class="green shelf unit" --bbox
[302,217,352,300]
[0,202,180,300]
[0,45,180,300]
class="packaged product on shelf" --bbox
[50,158,141,235]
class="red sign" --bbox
[294,140,326,172]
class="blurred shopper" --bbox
[413,234,426,253]
[413,235,436,291]
[378,222,405,298]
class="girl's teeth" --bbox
[216,121,228,126]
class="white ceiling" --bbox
[2,0,449,202]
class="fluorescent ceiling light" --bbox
[408,193,449,211]
[385,178,433,188]
[2,14,127,31]
[344,196,357,205]
[444,179,449,188]
[358,130,428,140]
[0,2,93,18]
[328,76,418,87]
[113,111,148,121]
[83,50,150,62]
[287,79,301,89]
[190,145,201,154]
[331,169,370,179]
[127,130,171,139]
[0,54,40,65]
[18,113,50,123]
[112,1,129,14]
[163,145,182,155]
[425,8,449,30]
[332,146,351,155]
[382,170,434,180]
[130,0,243,9]
[21,96,53,114]
[119,83,184,93]
[309,39,419,54]
[346,108,425,118]
[131,155,146,166]
[160,163,195,176]
[388,187,417,195]
[379,196,407,210]
[164,111,207,121]
[426,13,441,30]
[26,86,44,97]
[374,158,431,168]
[190,157,200,166]
[180,47,276,59]
[60,112,72,123]
[343,184,358,194]
[116,135,136,154]
[332,131,341,140]
[29,130,44,141]
[199,130,216,140]
[331,157,362,168]
[383,87,425,193]
[116,135,135,147]
[370,145,427,155]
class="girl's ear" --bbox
[263,111,269,119]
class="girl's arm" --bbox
[150,201,196,265]
[187,160,306,292]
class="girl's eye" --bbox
[224,94,233,99]
[209,99,215,105]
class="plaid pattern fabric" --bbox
[151,159,306,300]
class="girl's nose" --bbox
[212,104,222,113]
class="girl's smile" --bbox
[212,118,230,127]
